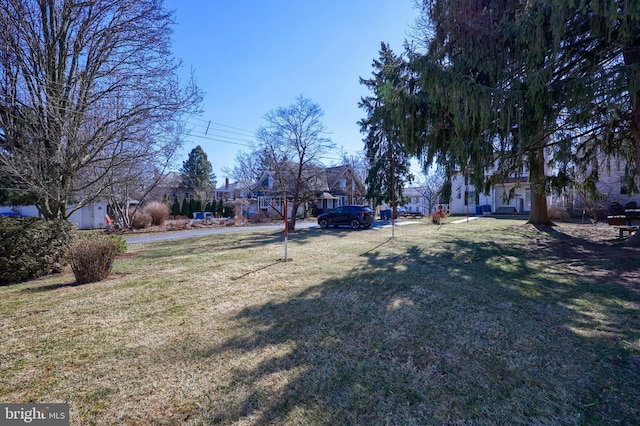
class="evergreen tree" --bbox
[180,195,190,217]
[171,196,180,217]
[387,0,593,225]
[180,145,216,204]
[194,199,202,213]
[189,198,196,216]
[359,43,414,210]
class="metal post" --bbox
[284,198,288,261]
[391,154,395,238]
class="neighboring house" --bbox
[151,171,184,202]
[215,164,367,217]
[381,187,447,216]
[317,165,367,214]
[447,154,640,216]
[401,187,433,215]
[448,174,532,215]
[214,178,252,202]
[569,157,640,213]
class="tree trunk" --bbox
[526,146,553,226]
[623,43,640,246]
[289,198,298,230]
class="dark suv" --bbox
[317,205,375,229]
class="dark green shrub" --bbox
[105,234,127,254]
[171,196,180,217]
[181,196,190,217]
[69,237,118,284]
[0,217,74,283]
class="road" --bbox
[122,218,435,245]
[123,221,319,244]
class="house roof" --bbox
[324,165,350,188]
[215,179,253,192]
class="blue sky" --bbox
[164,0,420,184]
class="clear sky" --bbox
[164,0,420,185]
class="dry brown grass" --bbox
[1,219,639,424]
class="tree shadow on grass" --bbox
[172,227,640,424]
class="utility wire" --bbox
[183,131,253,148]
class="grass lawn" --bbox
[1,218,639,425]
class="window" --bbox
[464,190,476,206]
[340,179,347,190]
[621,177,628,195]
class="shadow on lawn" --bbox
[191,228,640,424]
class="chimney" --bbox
[225,177,229,189]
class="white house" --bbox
[447,154,640,216]
[570,158,640,213]
[448,174,532,215]
[401,187,430,215]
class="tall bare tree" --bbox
[256,96,334,230]
[418,166,447,213]
[0,0,202,219]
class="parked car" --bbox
[317,205,375,229]
[396,207,407,217]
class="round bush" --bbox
[143,201,170,226]
[69,238,118,284]
[131,211,152,229]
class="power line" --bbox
[183,131,253,148]
[188,117,257,136]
